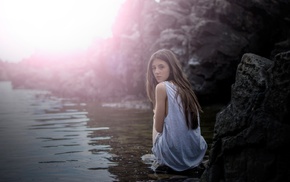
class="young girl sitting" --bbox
[146,49,207,172]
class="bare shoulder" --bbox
[155,82,167,97]
[155,82,166,91]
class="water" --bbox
[0,81,218,182]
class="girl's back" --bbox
[152,81,207,171]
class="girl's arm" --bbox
[154,83,167,133]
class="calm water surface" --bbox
[0,81,219,182]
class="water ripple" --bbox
[0,82,117,182]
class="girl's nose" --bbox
[154,68,160,74]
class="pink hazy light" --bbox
[0,0,125,62]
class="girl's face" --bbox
[152,58,170,83]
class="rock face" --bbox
[111,0,290,103]
[201,51,290,181]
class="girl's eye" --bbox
[158,65,164,69]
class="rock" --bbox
[201,51,290,181]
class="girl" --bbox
[146,49,207,171]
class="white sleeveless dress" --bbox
[152,81,207,171]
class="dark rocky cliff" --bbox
[111,0,290,103]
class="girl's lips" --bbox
[156,76,161,80]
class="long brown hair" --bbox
[146,49,202,129]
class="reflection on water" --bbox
[0,81,219,182]
[0,81,116,182]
